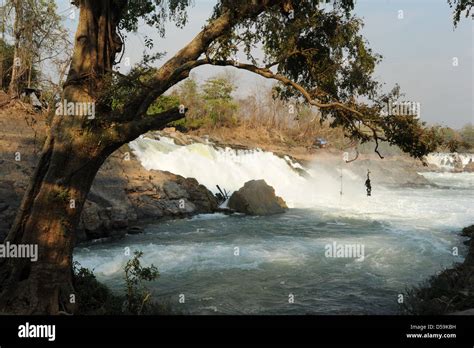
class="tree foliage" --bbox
[0,0,471,317]
[201,76,238,127]
[161,75,239,129]
[99,0,471,160]
[1,0,68,93]
[123,251,159,315]
[448,0,473,26]
[460,124,474,146]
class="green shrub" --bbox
[123,250,159,315]
[73,262,123,315]
[147,95,181,115]
[73,252,179,315]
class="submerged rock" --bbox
[127,226,144,235]
[228,180,288,215]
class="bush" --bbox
[460,124,474,151]
[147,95,181,115]
[73,262,123,315]
[73,251,179,315]
[123,251,159,315]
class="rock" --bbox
[127,226,144,235]
[464,229,474,266]
[110,208,130,230]
[133,195,165,219]
[79,203,133,242]
[133,182,155,192]
[80,201,104,240]
[464,162,474,173]
[177,177,218,213]
[462,225,474,238]
[163,181,189,199]
[160,199,196,215]
[228,180,288,215]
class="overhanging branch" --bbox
[192,58,387,158]
[122,1,283,120]
[113,107,186,144]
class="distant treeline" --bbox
[432,124,474,152]
[151,74,473,153]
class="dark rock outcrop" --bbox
[0,125,219,244]
[228,180,288,215]
[404,224,474,315]
[72,157,218,243]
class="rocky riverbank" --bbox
[0,105,470,245]
[76,148,218,242]
[0,105,218,244]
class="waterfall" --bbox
[77,140,474,314]
[425,152,474,170]
[129,136,473,224]
[129,136,313,208]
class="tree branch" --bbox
[193,58,387,158]
[122,0,283,120]
[113,1,387,159]
[113,107,186,144]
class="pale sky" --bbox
[56,0,473,128]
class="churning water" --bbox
[74,137,473,314]
[425,152,474,171]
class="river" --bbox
[74,138,473,314]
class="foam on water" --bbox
[129,137,309,208]
[74,138,474,314]
[125,137,474,255]
[130,137,473,229]
[425,152,474,170]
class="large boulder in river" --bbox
[228,180,288,215]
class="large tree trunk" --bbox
[0,0,260,314]
[0,127,113,314]
[0,0,187,314]
[0,0,125,314]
